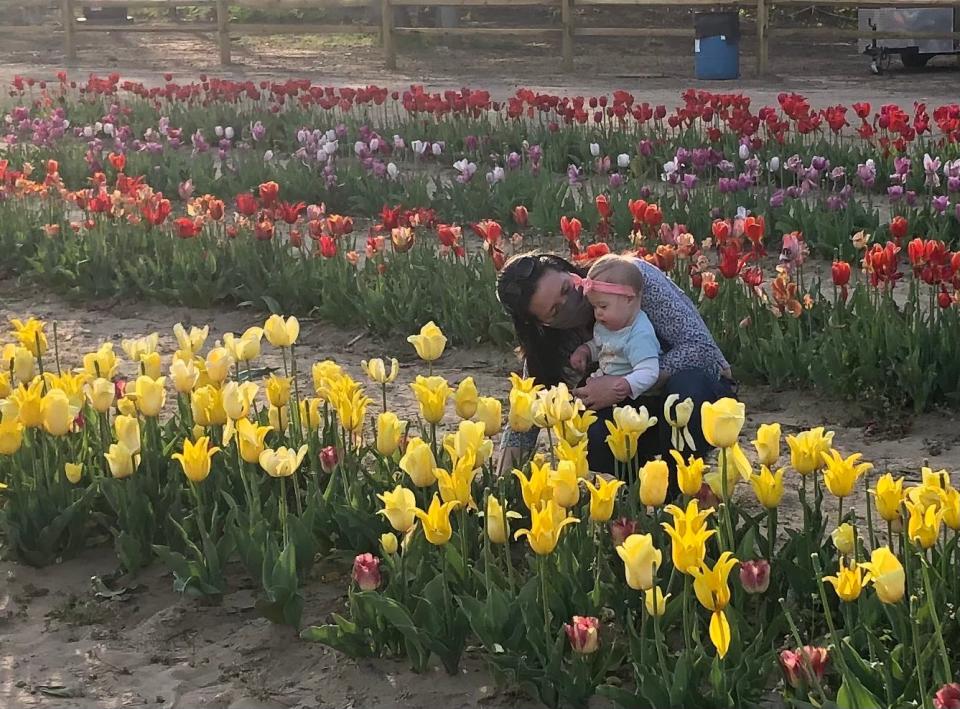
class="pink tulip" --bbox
[739,559,771,594]
[352,553,381,591]
[563,616,599,654]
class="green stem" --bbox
[540,555,551,653]
[911,593,932,709]
[767,507,777,561]
[920,558,953,685]
[279,476,289,548]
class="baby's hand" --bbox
[570,345,591,372]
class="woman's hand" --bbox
[572,376,631,410]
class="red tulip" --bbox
[711,219,731,243]
[258,180,279,208]
[107,152,126,172]
[741,266,763,288]
[173,217,201,239]
[889,215,909,243]
[938,288,953,309]
[739,559,770,594]
[831,260,851,286]
[437,224,462,248]
[277,200,306,225]
[643,203,663,227]
[595,194,612,220]
[207,198,225,221]
[352,553,381,591]
[472,219,502,246]
[141,197,172,226]
[780,646,828,689]
[564,616,600,654]
[512,205,529,227]
[703,280,720,300]
[320,445,339,473]
[560,216,582,243]
[319,235,337,258]
[744,215,765,247]
[853,102,871,120]
[627,199,648,225]
[114,379,127,400]
[235,192,258,217]
[254,218,274,241]
[934,683,960,709]
[327,214,354,237]
[609,518,638,546]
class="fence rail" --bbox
[27,0,960,76]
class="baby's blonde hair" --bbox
[586,254,643,296]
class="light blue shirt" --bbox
[590,310,661,377]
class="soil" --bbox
[2,18,960,708]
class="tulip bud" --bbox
[831,523,856,556]
[739,559,771,594]
[695,482,721,509]
[639,459,669,507]
[739,144,750,160]
[644,586,670,617]
[617,153,631,169]
[609,517,638,546]
[512,205,529,227]
[319,445,339,473]
[352,553,381,591]
[380,533,398,556]
[563,615,599,654]
[780,646,829,689]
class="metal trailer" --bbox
[859,7,960,73]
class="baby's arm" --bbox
[623,314,661,398]
[623,357,660,399]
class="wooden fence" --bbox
[19,0,960,77]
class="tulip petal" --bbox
[709,610,732,659]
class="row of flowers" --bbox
[0,315,957,707]
[1,162,959,411]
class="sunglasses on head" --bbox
[496,255,538,315]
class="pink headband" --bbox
[570,273,636,297]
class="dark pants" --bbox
[586,369,737,498]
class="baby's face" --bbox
[587,291,636,331]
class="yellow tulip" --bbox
[299,397,322,431]
[376,412,406,457]
[263,314,300,348]
[872,473,905,522]
[605,424,639,464]
[380,532,399,556]
[484,495,521,544]
[514,499,579,555]
[549,460,581,508]
[11,379,44,428]
[942,488,960,531]
[821,449,873,499]
[509,372,542,394]
[644,587,671,617]
[921,466,952,491]
[259,445,308,478]
[121,332,159,363]
[45,371,88,409]
[824,562,866,603]
[533,384,577,428]
[0,371,10,399]
[0,418,24,455]
[700,398,745,449]
[859,547,905,604]
[670,450,707,497]
[663,393,695,452]
[222,381,258,420]
[639,459,669,508]
[117,396,137,418]
[333,386,371,434]
[616,533,662,591]
[906,500,942,549]
[435,456,476,509]
[312,360,344,399]
[662,506,716,574]
[169,358,200,394]
[831,523,856,556]
[555,408,598,446]
[399,437,437,487]
[140,352,162,380]
[444,420,493,467]
[612,404,658,436]
[64,462,83,484]
[191,385,227,427]
[556,438,589,479]
[584,475,624,522]
[475,397,502,437]
[204,346,233,385]
[5,344,35,384]
[663,499,714,536]
[514,459,553,511]
[362,357,399,385]
[704,461,740,501]
[453,377,479,419]
[265,375,291,408]
[410,375,451,425]
[691,551,738,658]
[10,317,48,357]
[415,494,460,545]
[406,321,447,362]
[508,389,536,433]
[172,323,209,357]
[225,326,264,363]
[750,465,786,509]
[752,423,781,467]
[235,418,273,465]
[105,441,139,479]
[133,375,166,417]
[786,427,835,476]
[41,389,74,436]
[81,342,120,380]
[114,414,141,454]
[377,485,419,533]
[173,436,220,483]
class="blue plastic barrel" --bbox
[694,12,740,80]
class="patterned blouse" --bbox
[501,258,729,451]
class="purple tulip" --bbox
[905,190,918,207]
[948,176,960,192]
[506,151,522,170]
[894,156,912,176]
[888,185,904,202]
[932,195,950,213]
[566,164,582,186]
[682,173,698,190]
[856,160,876,188]
[638,140,653,157]
[811,156,829,172]
[826,195,844,211]
[191,129,209,153]
[464,134,479,152]
[608,172,624,189]
[786,186,801,199]
[250,120,266,141]
[769,189,786,208]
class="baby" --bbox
[569,254,661,399]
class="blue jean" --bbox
[586,369,737,496]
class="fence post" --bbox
[382,0,396,70]
[216,0,231,66]
[561,0,573,71]
[756,0,768,77]
[62,0,76,63]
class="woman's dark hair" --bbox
[496,252,589,386]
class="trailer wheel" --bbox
[901,51,933,68]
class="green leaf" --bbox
[836,673,882,709]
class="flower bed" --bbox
[0,316,957,708]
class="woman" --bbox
[496,252,735,484]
